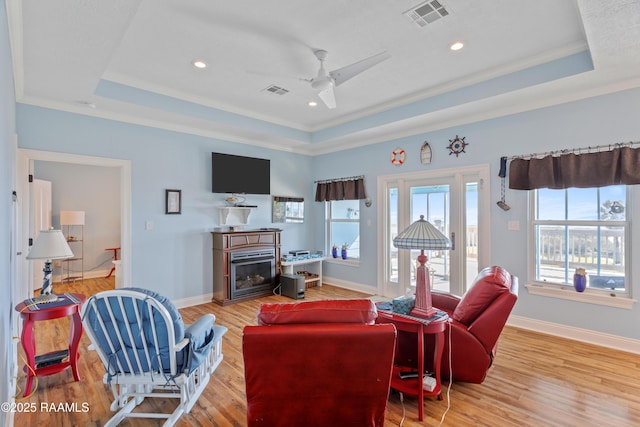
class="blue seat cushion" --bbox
[84,288,187,374]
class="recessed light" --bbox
[450,41,464,51]
[192,60,207,69]
[308,101,318,107]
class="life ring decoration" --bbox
[447,135,468,157]
[391,148,406,166]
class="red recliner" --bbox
[431,265,518,384]
[242,299,397,427]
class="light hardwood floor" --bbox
[13,278,640,426]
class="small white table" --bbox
[281,256,325,288]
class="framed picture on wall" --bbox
[165,189,181,214]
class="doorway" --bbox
[16,149,131,302]
[377,164,490,298]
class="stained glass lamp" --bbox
[393,215,451,318]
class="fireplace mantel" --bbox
[212,229,281,305]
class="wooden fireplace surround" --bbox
[212,229,281,306]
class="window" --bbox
[327,200,360,260]
[531,185,629,295]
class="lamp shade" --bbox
[393,215,451,250]
[60,210,85,225]
[26,229,74,260]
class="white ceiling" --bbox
[8,0,640,154]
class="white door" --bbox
[31,179,52,293]
[379,165,490,298]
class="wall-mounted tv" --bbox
[211,152,271,195]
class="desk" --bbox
[15,293,86,397]
[376,309,448,421]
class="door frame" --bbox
[16,149,132,301]
[376,164,491,297]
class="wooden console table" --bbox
[375,308,448,421]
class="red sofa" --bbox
[395,266,518,384]
[242,299,397,427]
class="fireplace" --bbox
[230,249,276,299]
[212,229,281,305]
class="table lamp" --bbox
[26,228,74,303]
[60,210,85,227]
[393,215,451,318]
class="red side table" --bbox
[105,247,120,278]
[15,293,86,397]
[376,309,448,421]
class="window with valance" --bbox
[506,143,638,305]
[315,176,366,202]
[509,146,640,190]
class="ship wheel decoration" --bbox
[447,135,468,157]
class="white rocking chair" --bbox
[81,288,227,426]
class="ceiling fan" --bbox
[305,49,391,109]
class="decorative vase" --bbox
[332,245,338,258]
[341,247,347,259]
[573,268,587,292]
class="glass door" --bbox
[382,166,488,298]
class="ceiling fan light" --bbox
[308,101,318,107]
[311,76,332,91]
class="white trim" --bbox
[525,283,636,309]
[323,258,360,267]
[6,0,24,100]
[17,149,132,289]
[508,314,640,355]
[103,71,312,133]
[322,275,378,295]
[18,95,308,155]
[173,292,215,309]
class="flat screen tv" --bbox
[211,152,271,195]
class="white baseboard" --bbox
[507,314,640,355]
[84,269,110,280]
[321,275,378,295]
[173,292,214,309]
[53,269,111,283]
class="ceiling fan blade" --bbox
[329,51,391,87]
[318,85,336,109]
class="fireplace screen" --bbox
[230,249,276,299]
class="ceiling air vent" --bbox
[404,0,449,27]
[262,85,289,95]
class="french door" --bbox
[378,165,490,298]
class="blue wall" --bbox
[16,105,316,300]
[8,46,640,345]
[313,87,640,339]
[15,86,640,342]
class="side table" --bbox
[104,247,120,278]
[15,293,86,397]
[376,309,448,421]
